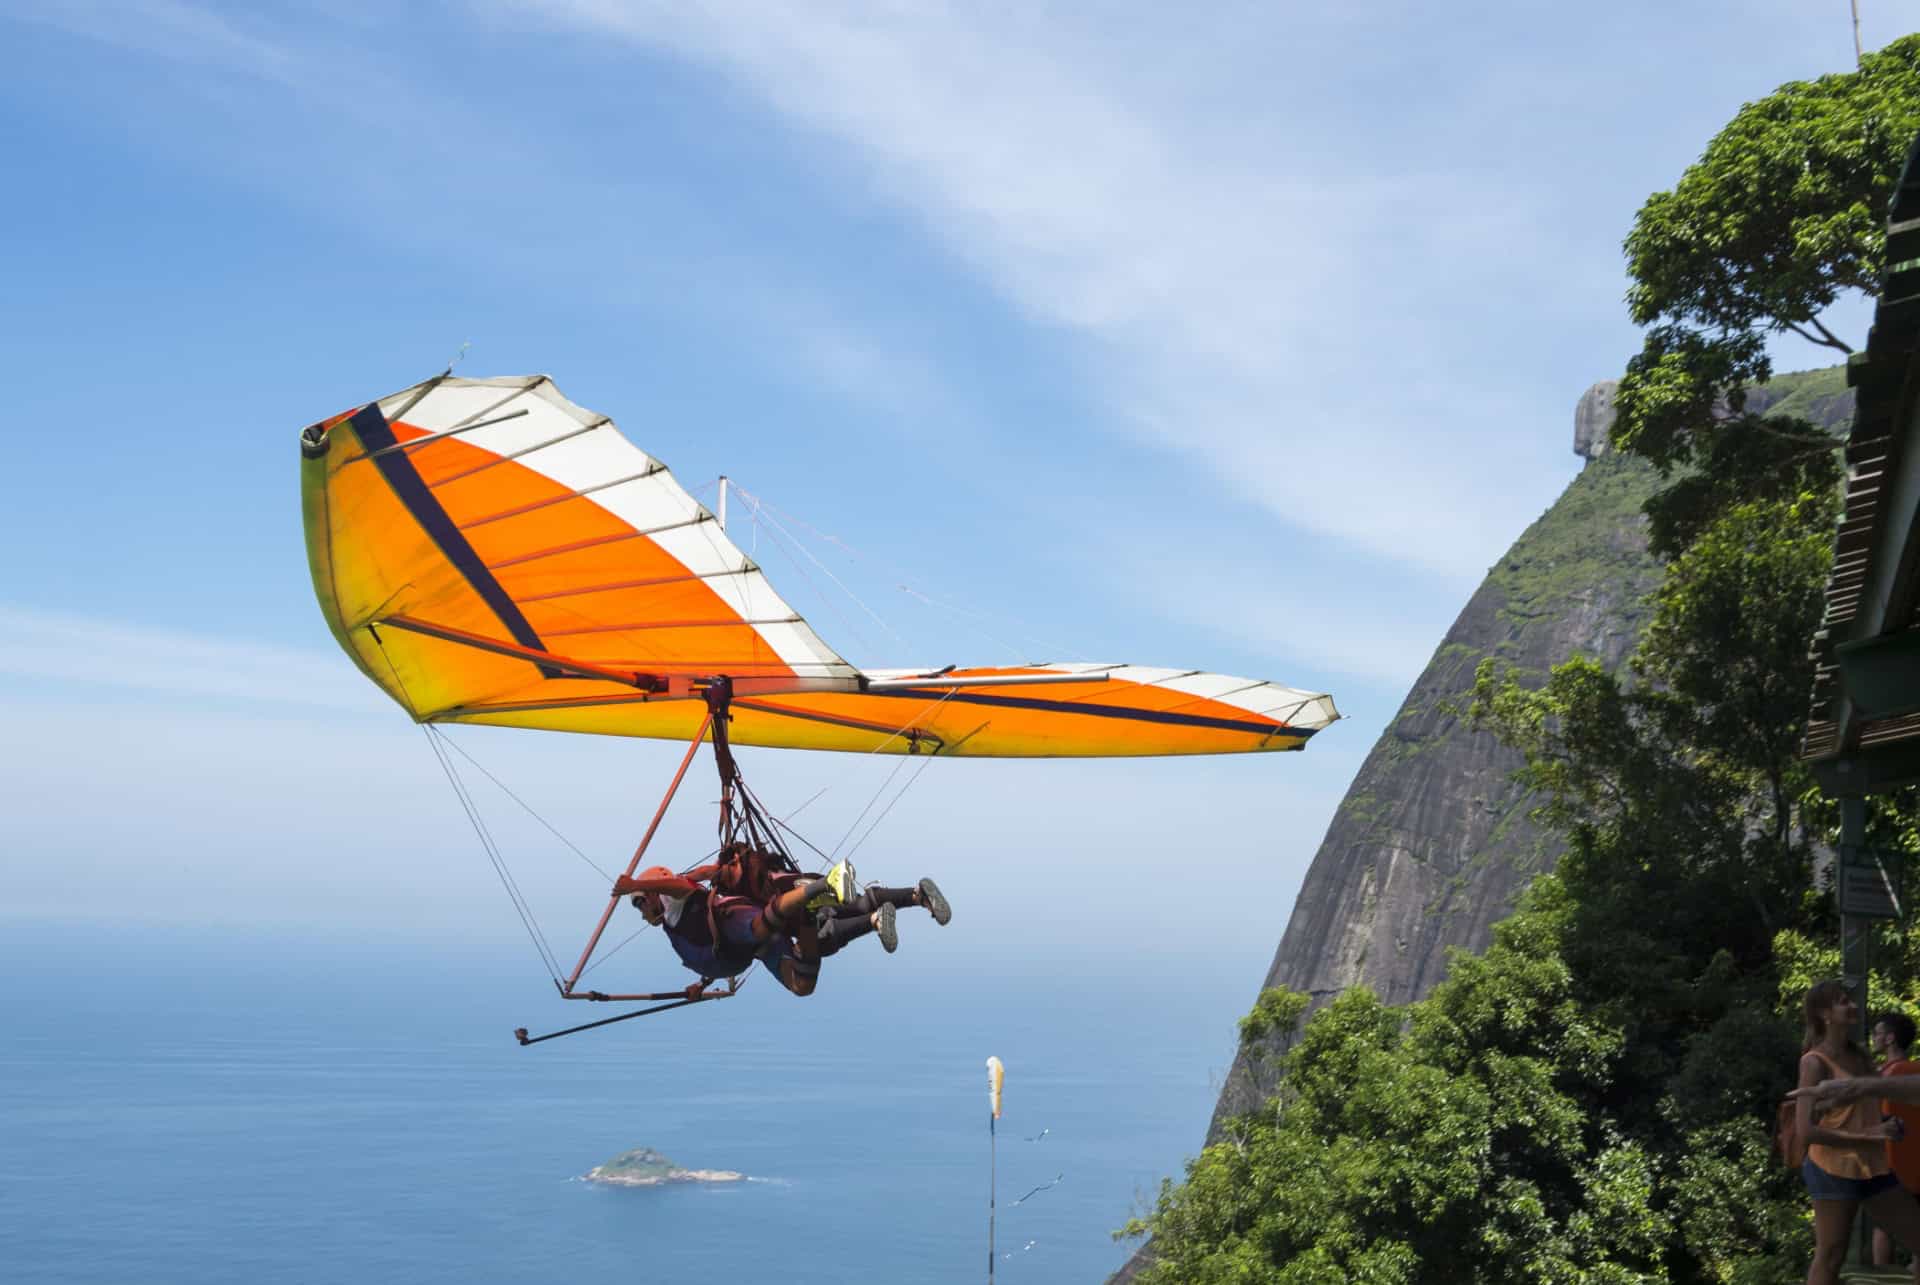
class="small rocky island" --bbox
[583,1147,744,1187]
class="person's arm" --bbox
[1793,1057,1908,1142]
[1792,1073,1920,1113]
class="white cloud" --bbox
[1107,545,1462,690]
[486,0,1579,577]
[9,1,1583,599]
[0,604,381,712]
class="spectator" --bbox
[1793,981,1920,1285]
[1874,1011,1920,1280]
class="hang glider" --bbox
[299,373,1339,758]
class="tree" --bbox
[1120,888,1666,1284]
[1612,34,1920,555]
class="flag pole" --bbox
[987,1056,1004,1284]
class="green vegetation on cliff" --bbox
[1120,40,1920,1284]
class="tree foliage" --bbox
[1611,35,1920,555]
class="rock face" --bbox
[1108,366,1854,1284]
[1573,380,1617,459]
[1201,449,1667,1127]
[584,1146,744,1187]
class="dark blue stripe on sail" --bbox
[865,686,1318,739]
[348,403,558,677]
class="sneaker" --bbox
[807,860,858,911]
[917,877,951,925]
[875,902,898,953]
[827,860,857,904]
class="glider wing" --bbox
[300,373,1336,757]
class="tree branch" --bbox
[1783,319,1854,354]
[1745,416,1844,452]
[1811,316,1855,354]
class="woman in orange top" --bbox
[1798,980,1920,1284]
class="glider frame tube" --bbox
[863,671,1114,690]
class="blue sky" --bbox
[0,2,1903,967]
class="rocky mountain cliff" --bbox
[1202,364,1852,1126]
[1197,410,1661,1128]
[1110,366,1852,1283]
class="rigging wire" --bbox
[731,482,911,654]
[579,922,650,977]
[424,722,564,981]
[732,488,882,659]
[732,480,1087,665]
[433,729,614,883]
[842,735,947,863]
[830,752,915,859]
[838,688,959,863]
[374,635,564,982]
[782,786,830,826]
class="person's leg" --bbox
[755,886,802,941]
[1809,1197,1857,1285]
[853,881,947,919]
[732,894,821,996]
[753,877,845,942]
[818,902,900,953]
[775,955,818,996]
[842,879,948,927]
[1877,1223,1896,1266]
[818,907,872,955]
[847,886,905,914]
[1865,1187,1920,1264]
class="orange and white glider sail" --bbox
[300,373,1337,757]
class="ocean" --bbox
[1,920,1259,1283]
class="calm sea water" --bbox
[1,921,1257,1283]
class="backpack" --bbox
[1781,1048,1856,1169]
[1776,1097,1807,1169]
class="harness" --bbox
[663,889,765,979]
[698,679,810,953]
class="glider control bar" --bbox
[515,983,736,1047]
